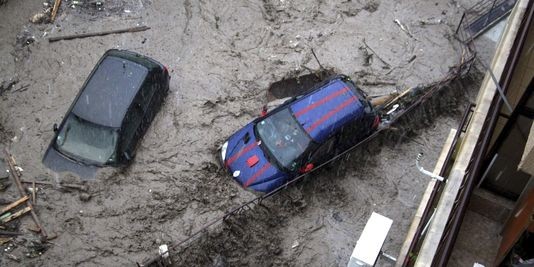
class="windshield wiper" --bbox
[63,126,71,143]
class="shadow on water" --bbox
[266,69,335,101]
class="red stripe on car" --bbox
[294,87,350,117]
[244,162,271,188]
[225,142,257,166]
[306,96,358,133]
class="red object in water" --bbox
[300,163,314,173]
[247,155,259,167]
[372,115,380,129]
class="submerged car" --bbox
[43,49,170,178]
[220,75,379,193]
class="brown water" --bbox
[0,0,484,266]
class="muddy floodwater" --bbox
[0,0,487,266]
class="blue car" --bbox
[220,75,379,193]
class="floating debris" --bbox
[30,13,49,24]
[394,19,413,38]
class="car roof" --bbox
[72,53,149,128]
[289,78,365,143]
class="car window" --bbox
[346,81,372,113]
[55,114,118,164]
[337,115,370,150]
[256,108,311,170]
[72,56,148,128]
[309,137,336,164]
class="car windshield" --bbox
[55,114,118,165]
[255,108,311,170]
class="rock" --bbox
[79,193,92,202]
[203,100,216,108]
[332,211,343,222]
[30,13,49,24]
[212,254,227,267]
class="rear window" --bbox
[90,56,148,91]
[72,56,149,128]
[345,80,372,113]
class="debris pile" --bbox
[0,78,19,96]
[30,0,61,24]
[0,152,55,262]
[0,148,95,262]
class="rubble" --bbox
[4,150,48,241]
[30,12,49,24]
[0,78,19,96]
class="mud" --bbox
[0,0,487,266]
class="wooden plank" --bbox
[48,25,150,42]
[1,206,31,223]
[51,0,62,22]
[4,149,48,241]
[0,237,12,245]
[0,195,29,215]
[0,230,22,236]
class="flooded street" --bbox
[0,0,485,265]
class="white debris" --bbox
[159,244,169,258]
[386,104,399,115]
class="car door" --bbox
[303,137,337,171]
[139,72,157,118]
[133,71,157,135]
[149,70,168,114]
[119,93,145,162]
[337,117,368,152]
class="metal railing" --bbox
[456,0,518,43]
[401,103,475,267]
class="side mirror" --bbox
[299,163,314,173]
[53,123,59,132]
[123,151,132,161]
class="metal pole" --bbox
[416,153,445,182]
[477,57,514,113]
[456,13,466,35]
[483,0,499,28]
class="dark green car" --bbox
[43,49,170,178]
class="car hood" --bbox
[223,123,288,192]
[42,146,98,179]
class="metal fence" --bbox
[456,0,517,43]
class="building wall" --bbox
[489,19,534,148]
[483,18,534,198]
